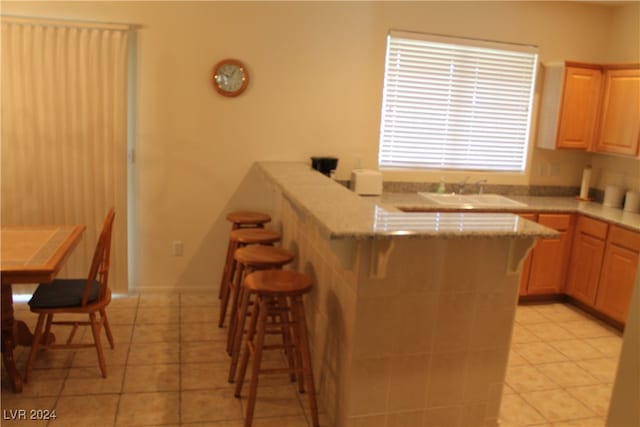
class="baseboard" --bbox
[564,296,625,332]
[518,294,625,332]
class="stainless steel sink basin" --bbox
[418,192,527,208]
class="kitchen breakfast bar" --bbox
[236,162,555,427]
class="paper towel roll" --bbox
[624,191,640,213]
[579,165,592,200]
[604,185,624,208]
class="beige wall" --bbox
[1,1,635,290]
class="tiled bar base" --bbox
[280,197,527,426]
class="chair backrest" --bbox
[81,208,116,306]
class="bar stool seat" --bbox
[229,229,280,246]
[234,270,319,427]
[218,211,272,300]
[225,246,294,359]
[234,245,293,267]
[226,211,271,230]
[218,229,282,328]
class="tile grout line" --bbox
[178,293,183,426]
[113,294,140,427]
[507,302,619,425]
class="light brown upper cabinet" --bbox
[538,62,602,150]
[537,62,640,157]
[594,67,640,156]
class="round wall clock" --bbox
[212,58,249,97]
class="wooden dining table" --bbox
[1,224,85,392]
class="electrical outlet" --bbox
[538,163,548,176]
[172,240,184,256]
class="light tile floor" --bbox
[500,303,622,427]
[1,294,622,427]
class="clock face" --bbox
[213,59,249,97]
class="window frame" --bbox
[378,30,539,173]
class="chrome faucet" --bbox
[476,179,488,194]
[458,177,470,194]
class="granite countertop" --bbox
[381,193,640,232]
[258,161,557,240]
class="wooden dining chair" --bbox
[24,208,116,382]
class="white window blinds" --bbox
[379,31,538,172]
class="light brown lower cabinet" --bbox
[594,226,640,323]
[516,211,638,326]
[519,213,574,296]
[564,215,640,326]
[566,215,608,305]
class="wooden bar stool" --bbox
[218,229,282,328]
[218,211,272,299]
[226,211,271,230]
[225,245,294,360]
[233,270,319,427]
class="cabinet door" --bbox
[566,217,607,305]
[595,226,640,324]
[557,67,602,149]
[526,214,573,295]
[596,68,640,156]
[595,244,639,323]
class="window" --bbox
[378,31,538,172]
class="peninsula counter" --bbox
[240,161,555,427]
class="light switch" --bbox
[172,240,184,256]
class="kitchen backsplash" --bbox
[384,182,581,197]
[335,179,620,202]
[337,180,580,198]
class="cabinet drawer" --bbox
[576,215,608,239]
[538,214,572,231]
[609,226,640,252]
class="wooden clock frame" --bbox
[212,58,250,97]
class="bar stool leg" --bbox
[226,263,246,353]
[244,297,268,427]
[234,294,258,394]
[292,296,320,427]
[235,295,268,427]
[277,296,297,383]
[218,238,235,299]
[219,251,239,327]
[229,285,250,382]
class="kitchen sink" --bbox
[418,192,527,208]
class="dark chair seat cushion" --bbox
[28,279,100,309]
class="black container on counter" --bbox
[311,156,338,177]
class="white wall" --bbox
[1,1,633,290]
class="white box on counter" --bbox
[351,169,383,195]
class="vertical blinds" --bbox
[1,17,130,292]
[379,31,538,172]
